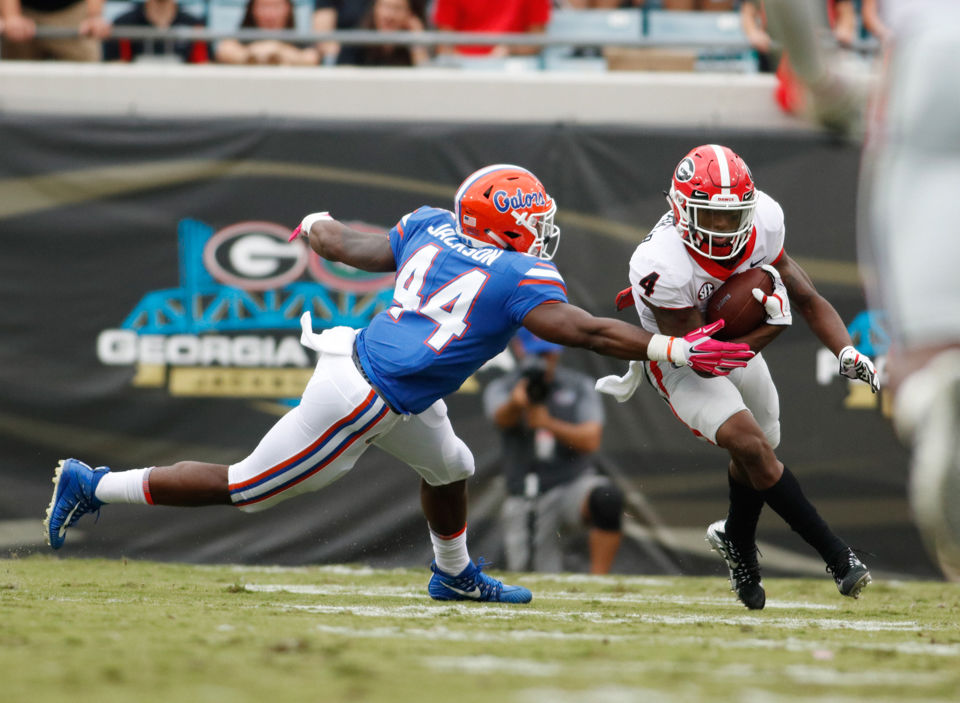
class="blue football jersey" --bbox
[355,206,568,414]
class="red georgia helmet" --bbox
[668,144,757,261]
[454,164,560,260]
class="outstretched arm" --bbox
[522,301,754,375]
[523,302,654,361]
[293,212,396,273]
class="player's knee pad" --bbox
[587,483,624,531]
[437,435,475,484]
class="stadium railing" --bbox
[11,8,878,73]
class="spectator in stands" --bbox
[829,0,856,48]
[559,1,640,8]
[860,0,890,44]
[742,0,857,53]
[336,0,428,66]
[102,0,209,63]
[433,0,551,57]
[742,0,858,106]
[0,0,110,61]
[660,0,736,11]
[312,0,371,63]
[215,0,319,65]
[740,0,775,71]
[483,329,624,574]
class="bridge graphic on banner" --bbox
[98,218,395,401]
[121,219,394,334]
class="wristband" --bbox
[300,211,333,234]
[647,334,676,364]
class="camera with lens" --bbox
[520,357,552,404]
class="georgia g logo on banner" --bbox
[96,218,394,401]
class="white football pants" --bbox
[642,353,781,448]
[228,326,475,512]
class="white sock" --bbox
[430,525,470,576]
[94,468,154,505]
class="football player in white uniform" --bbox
[602,144,879,609]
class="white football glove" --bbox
[647,320,755,377]
[751,264,792,326]
[838,345,880,393]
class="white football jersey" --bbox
[628,189,786,333]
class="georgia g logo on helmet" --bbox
[675,157,696,183]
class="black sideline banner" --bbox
[0,115,931,577]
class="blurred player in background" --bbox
[484,329,623,574]
[599,144,879,609]
[44,164,754,603]
[857,1,960,579]
[763,0,960,579]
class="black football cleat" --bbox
[827,548,872,598]
[706,519,766,610]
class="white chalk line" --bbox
[310,622,960,660]
[243,583,839,610]
[313,623,627,643]
[426,655,952,687]
[210,565,921,596]
[516,686,682,703]
[289,601,921,632]
[247,586,923,633]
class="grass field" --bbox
[1,556,958,703]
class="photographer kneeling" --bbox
[483,329,623,574]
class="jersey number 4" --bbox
[637,272,659,297]
[389,245,489,351]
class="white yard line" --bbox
[308,621,960,658]
[269,596,921,633]
[426,656,951,687]
[313,623,630,643]
[517,687,680,703]
[782,665,950,686]
[427,655,561,677]
[243,583,839,610]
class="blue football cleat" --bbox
[43,459,109,550]
[428,558,532,603]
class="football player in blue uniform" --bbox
[44,164,754,602]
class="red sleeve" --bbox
[432,0,457,29]
[528,0,551,26]
[119,39,132,62]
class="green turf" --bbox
[1,556,958,703]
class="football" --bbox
[705,267,774,341]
